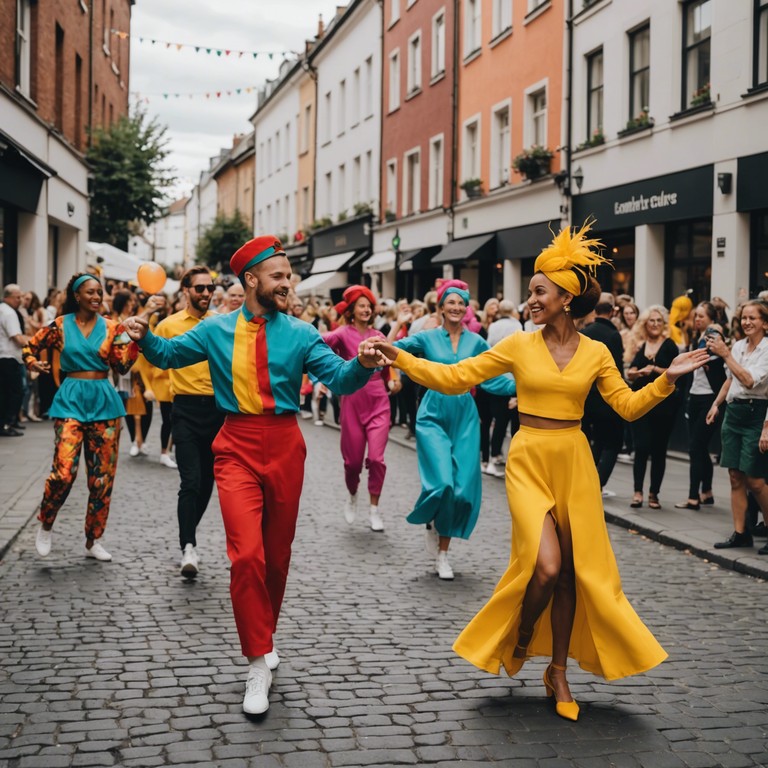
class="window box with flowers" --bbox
[575,130,605,152]
[690,82,711,108]
[459,178,484,199]
[512,145,554,180]
[617,109,654,138]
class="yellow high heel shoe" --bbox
[543,663,580,722]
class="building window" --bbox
[323,91,332,143]
[464,0,481,57]
[529,88,547,146]
[338,164,346,215]
[586,49,604,139]
[629,24,650,118]
[364,56,374,116]
[353,156,362,202]
[275,130,281,173]
[493,0,512,38]
[491,104,511,187]
[528,0,547,11]
[432,10,446,77]
[665,219,712,305]
[390,0,400,25]
[338,80,346,135]
[301,187,311,229]
[75,54,83,150]
[352,67,360,126]
[429,135,444,209]
[462,118,480,183]
[301,104,312,153]
[15,0,32,95]
[284,194,290,233]
[389,49,401,112]
[102,0,108,51]
[754,0,768,87]
[404,149,421,216]
[324,172,332,217]
[55,23,64,131]
[386,159,398,216]
[275,198,281,234]
[365,150,373,202]
[682,0,712,109]
[407,32,422,95]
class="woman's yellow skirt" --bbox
[453,425,667,681]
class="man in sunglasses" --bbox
[152,265,223,580]
[123,236,387,716]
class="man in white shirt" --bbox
[0,284,28,437]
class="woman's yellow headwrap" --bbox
[534,220,610,295]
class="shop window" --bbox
[665,219,712,306]
[754,0,768,88]
[682,0,712,110]
[586,49,604,140]
[629,24,650,119]
[750,210,768,295]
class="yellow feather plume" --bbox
[534,219,610,276]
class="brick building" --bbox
[0,0,133,294]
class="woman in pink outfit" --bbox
[323,285,399,531]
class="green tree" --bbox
[87,109,176,249]
[196,211,252,271]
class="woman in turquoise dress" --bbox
[394,280,516,580]
[23,273,138,562]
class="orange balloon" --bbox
[137,262,167,293]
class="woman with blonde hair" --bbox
[626,305,681,508]
[366,223,707,720]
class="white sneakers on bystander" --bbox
[343,493,358,525]
[265,648,280,670]
[160,453,178,469]
[129,442,140,457]
[180,543,199,577]
[369,506,384,532]
[482,462,504,477]
[35,525,52,557]
[435,551,454,580]
[85,541,112,561]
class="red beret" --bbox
[334,285,377,316]
[230,235,286,279]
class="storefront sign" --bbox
[311,214,372,258]
[573,166,713,231]
[737,152,768,212]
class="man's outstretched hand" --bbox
[122,316,149,341]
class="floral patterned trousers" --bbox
[38,418,121,541]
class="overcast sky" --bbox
[130,1,338,200]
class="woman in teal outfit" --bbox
[394,280,516,580]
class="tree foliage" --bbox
[87,109,176,249]
[196,211,252,271]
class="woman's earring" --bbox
[564,304,571,315]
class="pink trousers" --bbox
[212,414,306,657]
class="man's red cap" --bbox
[334,285,377,317]
[230,235,286,280]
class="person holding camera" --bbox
[706,299,768,553]
[675,302,726,509]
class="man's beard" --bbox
[256,286,279,311]
[189,293,209,313]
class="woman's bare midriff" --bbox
[519,413,580,430]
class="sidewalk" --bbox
[3,419,768,579]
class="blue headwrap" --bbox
[72,274,100,292]
[438,287,470,306]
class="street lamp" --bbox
[573,166,584,192]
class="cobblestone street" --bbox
[1,420,767,767]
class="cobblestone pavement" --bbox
[1,421,767,767]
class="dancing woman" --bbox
[393,280,517,581]
[366,225,708,719]
[23,273,138,561]
[323,285,399,531]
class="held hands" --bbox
[664,348,711,384]
[705,403,720,425]
[122,316,149,341]
[356,340,389,369]
[28,360,51,374]
[361,338,399,365]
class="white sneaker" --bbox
[313,420,325,426]
[265,649,280,670]
[129,443,139,457]
[492,455,505,466]
[300,411,313,420]
[483,462,503,477]
[425,523,439,557]
[243,663,272,715]
[139,444,150,456]
[160,453,178,469]
[601,488,616,498]
[343,493,357,524]
[435,551,454,580]
[35,525,52,557]
[85,541,112,561]
[369,506,384,532]
[180,543,198,578]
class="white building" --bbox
[570,0,768,310]
[252,59,302,242]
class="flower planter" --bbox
[465,186,483,199]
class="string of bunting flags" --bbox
[131,86,260,104]
[111,29,295,60]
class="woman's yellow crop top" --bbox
[394,329,675,422]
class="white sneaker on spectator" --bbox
[129,442,139,457]
[601,488,616,498]
[299,411,313,420]
[35,526,52,557]
[85,541,112,561]
[425,524,439,557]
[343,493,357,524]
[160,453,178,469]
[180,543,198,577]
[369,506,384,532]
[314,419,325,426]
[139,444,150,456]
[483,462,503,477]
[265,649,280,670]
[435,551,454,580]
[616,453,633,464]
[243,662,272,715]
[492,455,505,466]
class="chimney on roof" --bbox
[317,14,324,38]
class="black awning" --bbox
[431,234,495,264]
[398,246,442,270]
[497,221,556,261]
[345,249,370,269]
[0,129,56,213]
